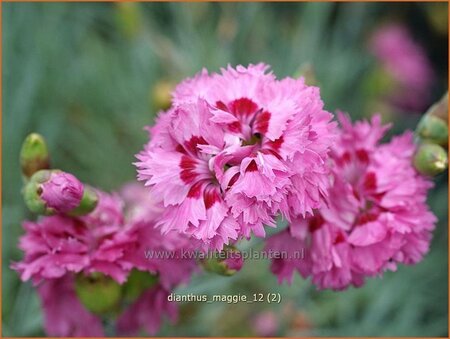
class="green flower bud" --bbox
[20,133,50,178]
[416,114,448,146]
[23,170,98,216]
[122,269,159,302]
[23,170,98,217]
[75,273,122,315]
[414,143,448,176]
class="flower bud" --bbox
[151,80,174,111]
[23,170,98,216]
[75,272,122,315]
[416,114,448,146]
[201,246,244,277]
[40,171,84,213]
[20,133,50,178]
[122,269,159,303]
[414,143,448,176]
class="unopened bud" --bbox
[23,170,98,216]
[414,143,448,176]
[41,171,84,213]
[75,272,122,315]
[417,114,448,146]
[151,80,174,111]
[122,269,159,302]
[201,246,244,277]
[20,133,50,178]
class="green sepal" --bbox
[23,170,54,215]
[67,186,99,217]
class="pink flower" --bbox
[13,182,197,336]
[37,275,104,337]
[265,226,311,285]
[120,182,163,222]
[136,64,336,250]
[12,191,135,284]
[116,285,177,336]
[266,113,437,290]
[120,183,198,289]
[40,171,84,213]
[370,24,434,111]
[122,220,197,289]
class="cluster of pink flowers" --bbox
[136,63,336,251]
[369,23,434,111]
[12,63,438,336]
[13,183,197,336]
[135,63,436,291]
[265,113,436,290]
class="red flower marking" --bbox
[341,151,352,164]
[356,149,369,164]
[334,232,345,244]
[229,98,259,118]
[266,136,284,152]
[184,136,208,155]
[355,212,378,226]
[187,181,203,199]
[246,160,258,172]
[363,172,377,192]
[204,186,221,209]
[227,172,240,189]
[180,156,198,184]
[253,111,271,135]
[309,215,324,232]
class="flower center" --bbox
[216,97,271,144]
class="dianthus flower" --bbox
[116,284,178,336]
[12,190,133,283]
[136,64,336,250]
[119,183,198,289]
[370,24,434,111]
[37,275,105,336]
[266,113,436,290]
[12,183,197,336]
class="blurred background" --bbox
[2,2,448,337]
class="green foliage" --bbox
[3,2,448,337]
